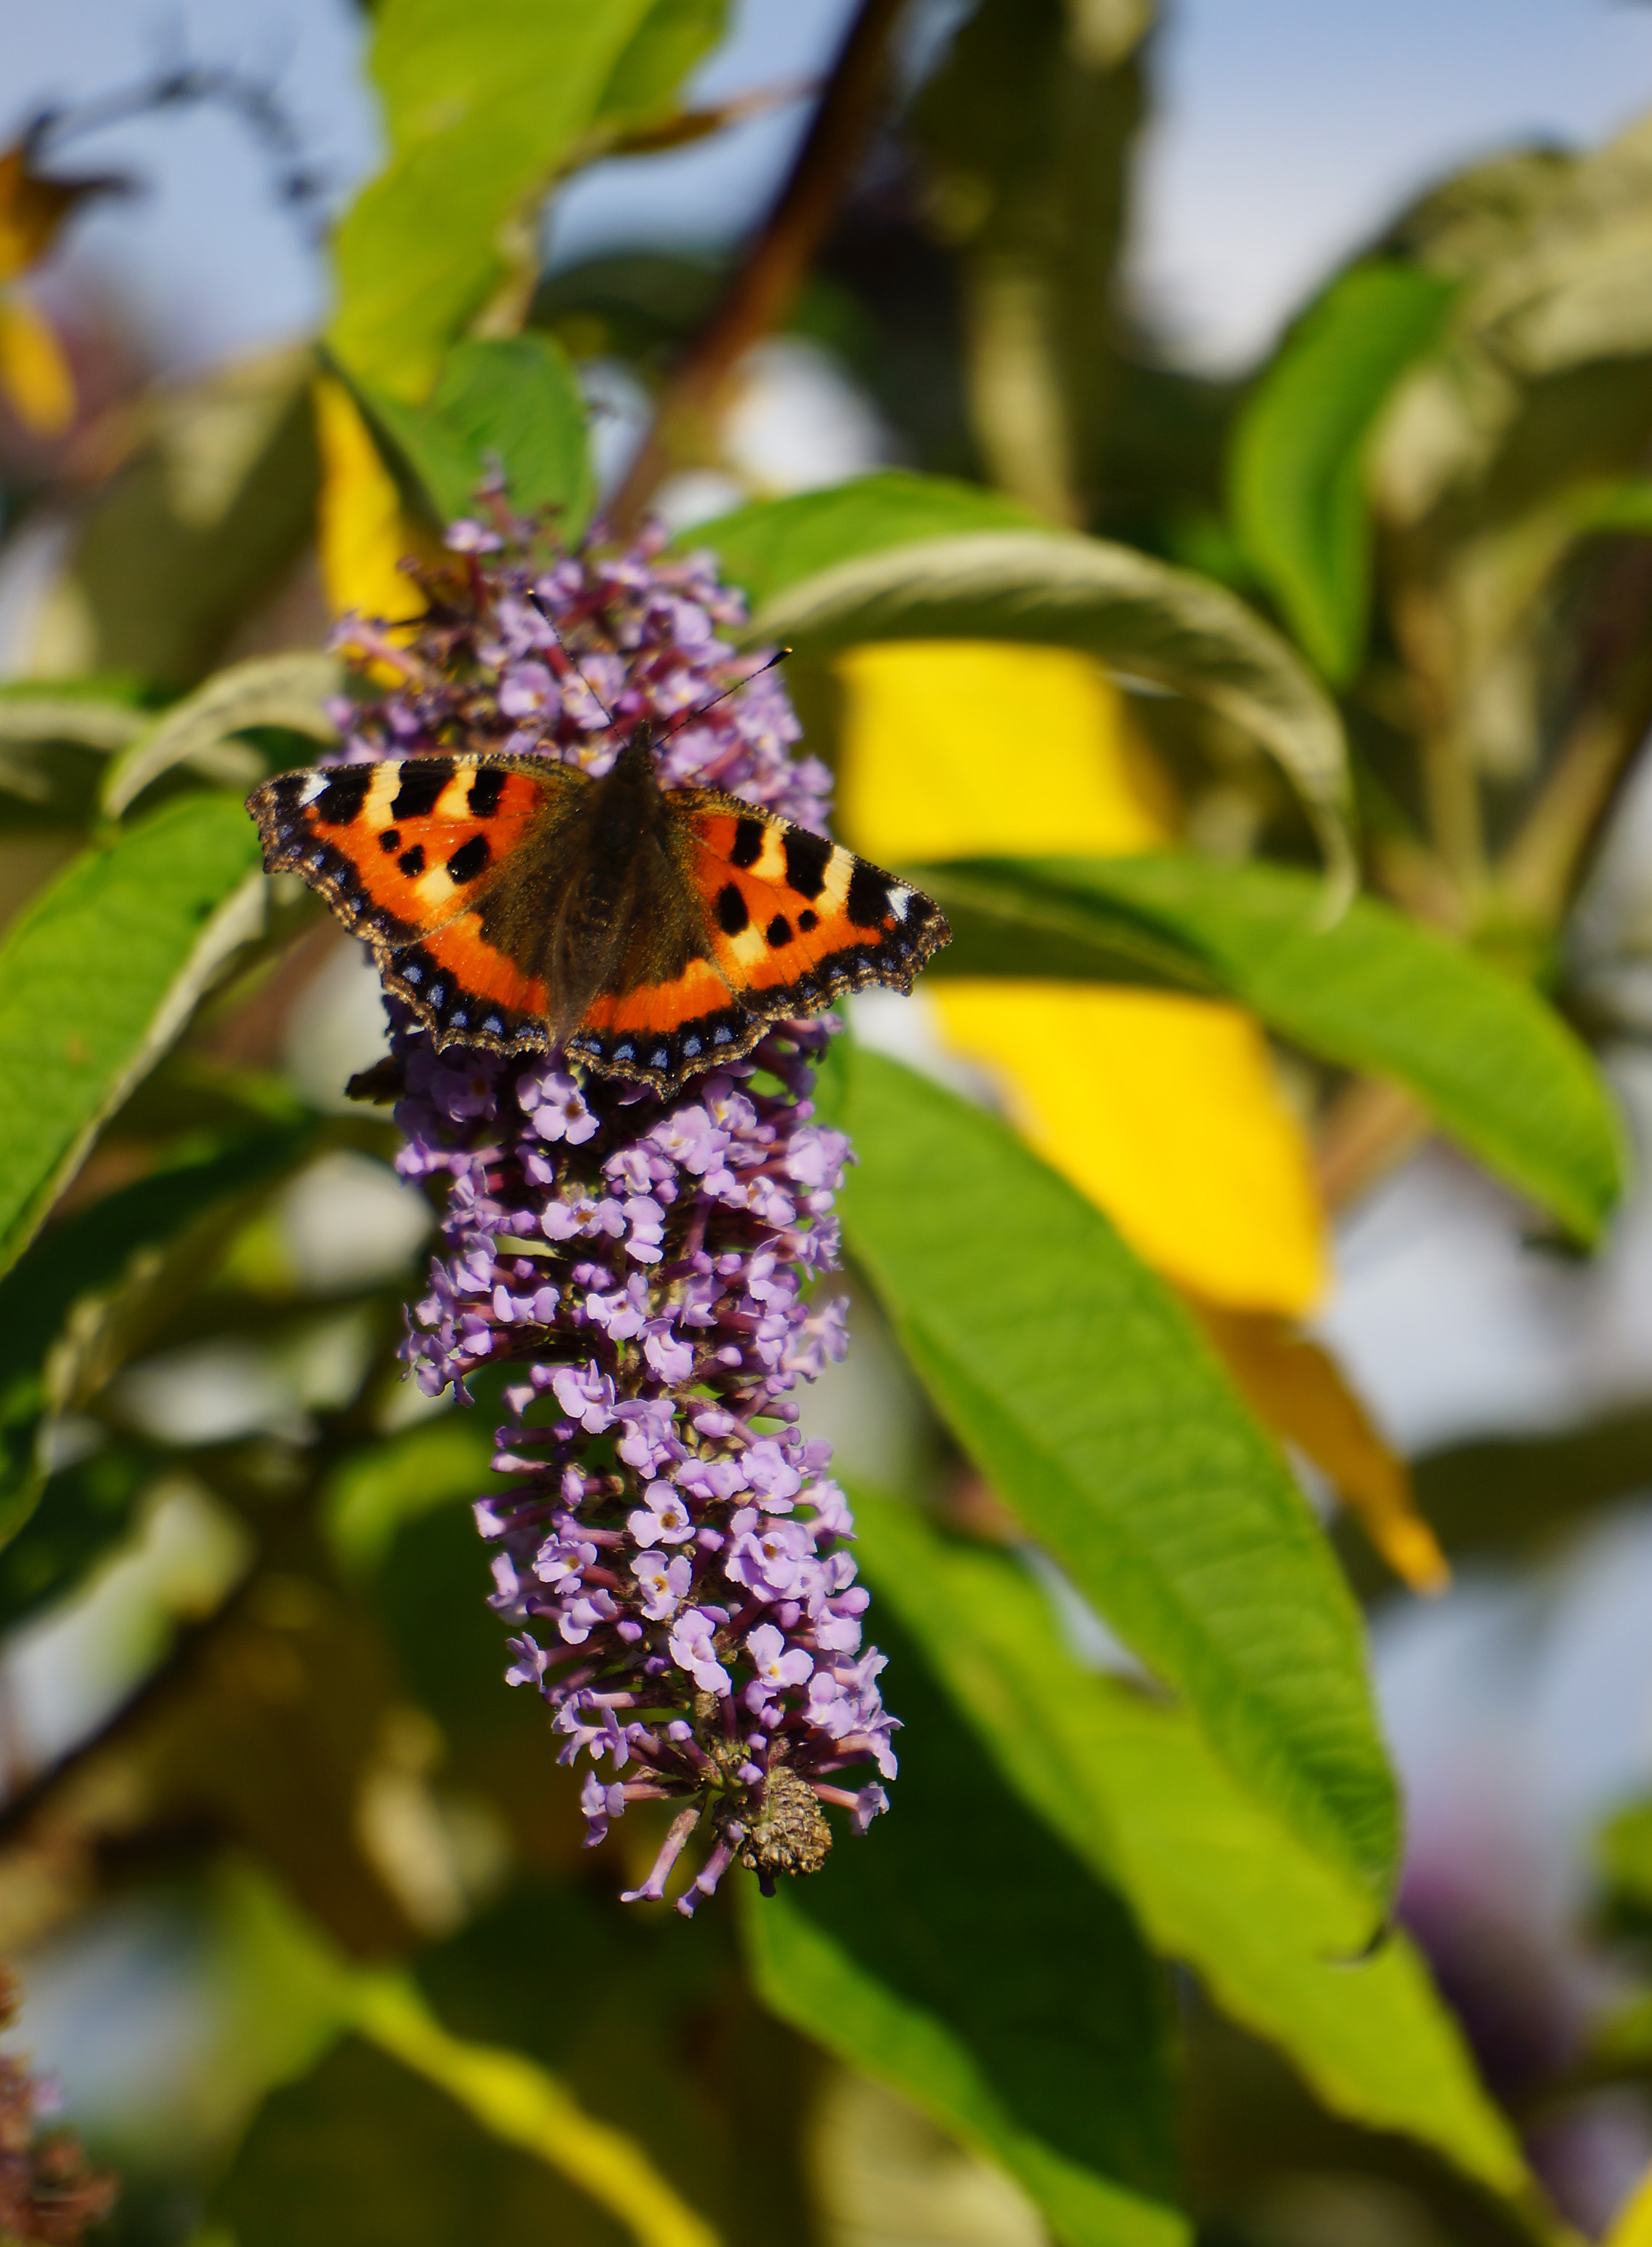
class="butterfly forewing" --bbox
[250,753,578,1046]
[685,794,948,1011]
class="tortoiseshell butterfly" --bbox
[248,728,950,1096]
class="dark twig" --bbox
[17,50,331,244]
[1499,546,1652,927]
[0,1578,253,1848]
[605,0,909,534]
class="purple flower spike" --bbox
[339,504,894,1909]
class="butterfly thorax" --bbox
[524,725,699,1043]
[584,726,664,866]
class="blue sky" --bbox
[4,0,1652,373]
[1136,0,1652,364]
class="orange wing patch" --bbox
[262,756,548,935]
[579,956,732,1036]
[389,911,550,1028]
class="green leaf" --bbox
[0,1442,157,1633]
[740,529,1355,895]
[1556,474,1652,538]
[348,1975,721,2247]
[0,1126,315,1522]
[0,691,148,752]
[836,1047,1399,1902]
[66,356,320,690]
[0,680,158,826]
[916,868,1212,990]
[415,1878,818,2243]
[323,1413,502,1578]
[212,2037,623,2247]
[914,852,1624,1242]
[32,1168,303,1430]
[360,336,595,537]
[205,1869,721,2247]
[1380,1405,1652,1592]
[1600,1798,1652,1915]
[1230,264,1458,682]
[0,793,267,1277]
[598,0,728,129]
[685,472,1050,611]
[330,0,723,400]
[744,1609,1188,2247]
[852,1491,1529,2200]
[908,0,1152,518]
[100,654,342,820]
[1450,125,1652,379]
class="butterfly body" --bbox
[248,729,949,1095]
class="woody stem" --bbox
[605,0,908,535]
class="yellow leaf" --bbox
[838,640,1168,862]
[0,289,74,436]
[1189,1301,1450,1593]
[836,640,1329,1313]
[312,373,428,630]
[1607,2162,1652,2247]
[938,981,1327,1313]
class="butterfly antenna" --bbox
[525,589,618,729]
[656,647,792,745]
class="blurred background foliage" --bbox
[2,2,1652,2244]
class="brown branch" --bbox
[602,77,822,161]
[1499,639,1652,926]
[605,0,908,535]
[1419,724,1487,909]
[1497,538,1652,926]
[1390,579,1485,910]
[0,1583,252,1849]
[1314,1076,1431,1217]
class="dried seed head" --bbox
[740,1763,832,1882]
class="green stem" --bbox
[347,1972,722,2247]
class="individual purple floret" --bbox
[336,498,897,1911]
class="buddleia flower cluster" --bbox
[334,501,897,1913]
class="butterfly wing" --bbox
[684,796,950,1015]
[248,755,583,1050]
[251,755,951,1091]
[561,790,950,1091]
